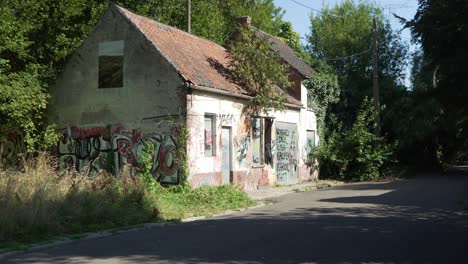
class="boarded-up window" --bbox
[204,114,215,156]
[98,40,124,88]
[252,117,263,165]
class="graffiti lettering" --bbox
[58,126,180,184]
[217,113,235,125]
[275,124,298,185]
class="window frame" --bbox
[204,114,216,157]
[306,129,316,149]
[251,117,264,166]
[98,40,124,89]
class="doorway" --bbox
[221,126,232,185]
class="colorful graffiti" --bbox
[275,122,298,185]
[58,126,179,183]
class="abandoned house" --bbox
[49,4,318,190]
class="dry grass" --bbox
[0,154,254,249]
[0,154,157,247]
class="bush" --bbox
[315,98,396,181]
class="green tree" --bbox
[316,98,395,181]
[0,0,290,156]
[227,25,290,114]
[404,0,468,162]
[303,60,340,137]
[307,0,408,131]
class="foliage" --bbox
[314,98,395,181]
[307,0,408,134]
[403,0,468,163]
[304,60,340,137]
[154,185,255,220]
[278,21,308,59]
[174,123,190,187]
[136,140,254,220]
[116,0,285,45]
[228,25,290,114]
[0,0,291,156]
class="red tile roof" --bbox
[115,5,302,106]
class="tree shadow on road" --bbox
[3,175,468,264]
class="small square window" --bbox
[98,40,124,88]
[204,114,216,156]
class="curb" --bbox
[0,202,266,259]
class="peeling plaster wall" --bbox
[50,6,185,130]
[187,89,314,190]
[49,6,186,182]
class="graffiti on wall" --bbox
[58,126,179,183]
[234,135,250,169]
[217,113,235,126]
[0,132,25,167]
[275,122,298,185]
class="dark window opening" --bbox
[264,118,273,165]
[98,40,124,88]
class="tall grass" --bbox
[0,154,157,246]
[0,154,255,248]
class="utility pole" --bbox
[187,0,191,33]
[372,16,381,138]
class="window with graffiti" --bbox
[204,114,215,156]
[98,40,124,88]
[252,117,263,165]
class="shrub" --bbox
[315,98,396,181]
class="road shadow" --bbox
[3,175,468,264]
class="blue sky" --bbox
[273,0,419,85]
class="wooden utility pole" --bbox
[187,0,191,33]
[372,16,381,138]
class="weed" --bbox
[0,150,255,249]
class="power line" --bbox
[289,0,324,15]
[322,49,372,61]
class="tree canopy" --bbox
[0,0,295,153]
[404,0,468,162]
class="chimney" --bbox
[237,16,251,26]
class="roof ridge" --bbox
[112,4,190,82]
[113,4,227,52]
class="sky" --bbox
[273,0,420,85]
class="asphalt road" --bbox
[2,174,468,264]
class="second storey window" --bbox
[98,40,124,88]
[204,114,215,156]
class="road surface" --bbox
[2,174,468,263]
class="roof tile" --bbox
[115,5,302,106]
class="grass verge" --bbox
[0,154,254,251]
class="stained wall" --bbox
[49,6,186,183]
